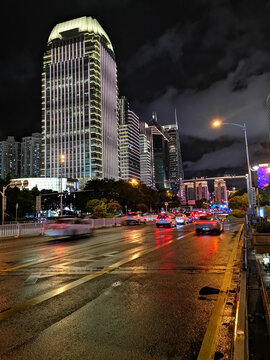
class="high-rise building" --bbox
[267,93,270,141]
[0,136,21,179]
[180,181,195,206]
[180,180,209,205]
[162,112,184,193]
[148,113,169,189]
[139,122,155,187]
[195,181,209,201]
[42,16,119,183]
[21,133,41,177]
[214,179,228,204]
[139,124,152,186]
[118,97,140,181]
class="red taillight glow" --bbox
[195,221,218,225]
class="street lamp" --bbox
[130,178,138,186]
[211,119,253,197]
[60,154,65,216]
[0,180,22,225]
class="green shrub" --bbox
[228,209,246,219]
[104,213,115,218]
[255,220,270,233]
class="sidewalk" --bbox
[247,230,270,359]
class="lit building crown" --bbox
[48,16,113,52]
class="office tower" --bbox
[195,181,209,201]
[0,136,21,179]
[214,179,228,204]
[267,93,270,142]
[42,16,119,182]
[21,133,41,177]
[162,112,184,193]
[180,182,195,205]
[148,113,169,189]
[118,97,140,181]
[139,122,152,186]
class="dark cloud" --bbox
[0,0,269,176]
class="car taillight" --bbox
[56,225,67,229]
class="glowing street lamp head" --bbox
[212,118,222,128]
[60,154,65,164]
[130,178,138,186]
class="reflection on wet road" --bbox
[0,221,242,359]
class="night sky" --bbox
[1,0,270,178]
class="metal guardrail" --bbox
[0,215,157,239]
[233,224,249,360]
[0,223,44,238]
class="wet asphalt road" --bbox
[0,221,241,359]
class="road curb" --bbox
[233,226,248,360]
[198,224,244,360]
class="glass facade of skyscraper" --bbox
[118,97,140,181]
[41,16,118,182]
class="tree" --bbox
[229,193,249,210]
[260,185,270,206]
[229,188,247,200]
[86,199,104,213]
[107,201,122,214]
[136,203,148,213]
[93,202,107,217]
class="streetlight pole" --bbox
[60,154,65,216]
[212,120,253,207]
[243,123,252,189]
[0,181,19,225]
[0,186,8,225]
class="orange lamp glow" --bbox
[60,154,65,164]
[212,118,222,128]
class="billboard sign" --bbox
[257,166,269,189]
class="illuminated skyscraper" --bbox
[118,97,140,181]
[139,122,152,187]
[162,111,184,193]
[0,136,20,179]
[148,113,169,189]
[214,179,228,204]
[21,133,41,177]
[42,16,119,183]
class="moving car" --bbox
[184,212,194,223]
[126,212,146,225]
[175,214,189,225]
[156,213,176,228]
[195,214,224,235]
[44,218,93,237]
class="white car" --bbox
[44,218,93,237]
[195,215,224,235]
[156,213,176,228]
[126,212,146,225]
[175,214,189,225]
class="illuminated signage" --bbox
[257,166,269,189]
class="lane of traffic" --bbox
[0,222,242,359]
